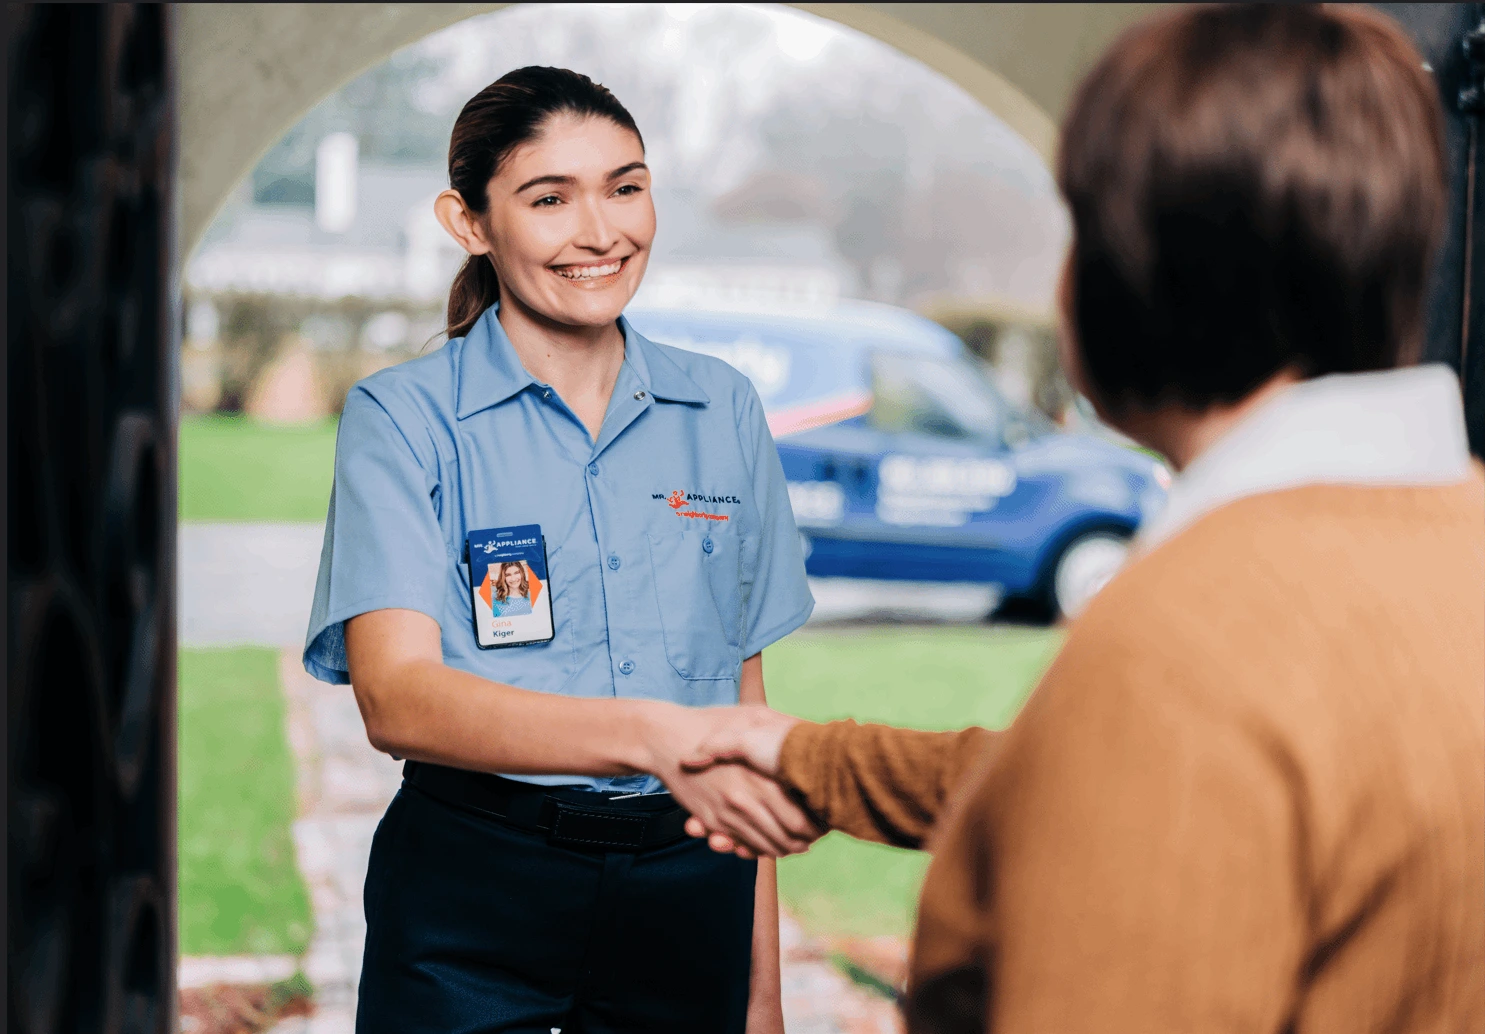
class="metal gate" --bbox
[7,5,177,1033]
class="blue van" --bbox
[626,302,1170,619]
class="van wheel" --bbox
[1049,531,1130,620]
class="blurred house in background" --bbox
[638,176,859,311]
[181,3,1071,424]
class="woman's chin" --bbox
[530,286,635,330]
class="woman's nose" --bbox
[572,196,620,253]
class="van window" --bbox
[868,353,1006,440]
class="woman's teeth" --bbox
[554,260,623,280]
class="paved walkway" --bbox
[179,523,325,647]
[269,648,403,1034]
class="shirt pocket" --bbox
[647,523,747,680]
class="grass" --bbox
[769,625,1062,939]
[180,415,337,522]
[178,647,313,956]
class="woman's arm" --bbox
[738,654,785,1034]
[345,608,817,858]
[687,710,994,849]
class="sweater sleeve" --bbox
[776,719,994,848]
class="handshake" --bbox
[654,704,822,860]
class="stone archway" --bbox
[176,2,1163,254]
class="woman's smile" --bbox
[550,256,629,282]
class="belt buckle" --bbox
[547,801,649,851]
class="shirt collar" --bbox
[1138,364,1472,551]
[622,317,710,405]
[455,305,708,419]
[455,306,536,419]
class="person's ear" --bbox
[434,189,492,256]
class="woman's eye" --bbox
[613,184,642,197]
[533,195,560,207]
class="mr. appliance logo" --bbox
[653,489,737,521]
[480,538,538,553]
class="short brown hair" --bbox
[1058,4,1445,413]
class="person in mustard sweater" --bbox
[683,6,1484,1032]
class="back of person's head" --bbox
[1059,4,1445,415]
[444,66,643,339]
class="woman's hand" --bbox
[670,705,817,859]
[668,764,816,860]
[641,703,818,859]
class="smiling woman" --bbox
[302,66,822,1034]
[435,68,654,347]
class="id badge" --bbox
[464,524,555,649]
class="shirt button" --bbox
[633,390,647,401]
[619,660,635,676]
[587,462,600,476]
[608,554,621,570]
[702,537,714,554]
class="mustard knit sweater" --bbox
[779,479,1485,1033]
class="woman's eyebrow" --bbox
[515,173,575,193]
[514,162,648,194]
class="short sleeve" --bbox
[740,385,814,656]
[302,387,448,684]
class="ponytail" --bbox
[442,66,643,340]
[445,255,500,341]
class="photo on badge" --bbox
[467,524,555,648]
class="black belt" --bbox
[405,761,690,852]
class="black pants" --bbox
[356,783,758,1034]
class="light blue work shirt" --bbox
[303,305,814,792]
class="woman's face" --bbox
[502,564,525,593]
[482,114,654,329]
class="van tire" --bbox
[1048,530,1130,621]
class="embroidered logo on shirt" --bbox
[653,489,736,521]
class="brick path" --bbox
[270,650,401,1034]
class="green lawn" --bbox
[770,626,1061,939]
[180,415,337,522]
[178,648,313,956]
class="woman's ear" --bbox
[434,189,492,256]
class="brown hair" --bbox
[1057,4,1445,413]
[492,561,528,603]
[444,66,643,339]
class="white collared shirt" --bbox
[1138,364,1474,552]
